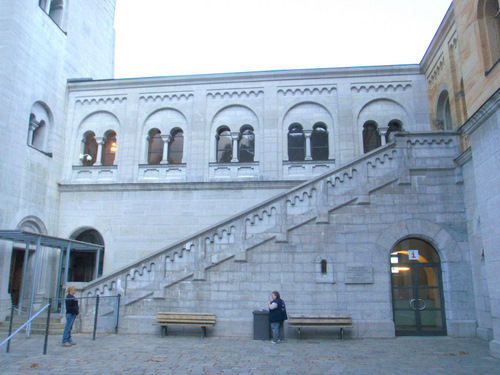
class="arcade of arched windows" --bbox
[81,130,117,166]
[287,122,330,162]
[76,120,404,167]
[215,125,255,163]
[72,102,410,181]
[146,128,185,165]
[362,120,403,154]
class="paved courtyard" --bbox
[1,333,500,374]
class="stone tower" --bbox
[0,0,116,307]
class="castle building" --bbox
[0,0,499,357]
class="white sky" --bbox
[113,0,452,79]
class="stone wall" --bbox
[80,132,474,339]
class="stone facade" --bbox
[0,0,116,316]
[81,132,474,339]
[422,0,500,357]
[57,66,430,272]
[0,0,499,358]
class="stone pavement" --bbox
[1,333,500,374]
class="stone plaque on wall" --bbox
[345,266,373,284]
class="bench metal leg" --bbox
[161,326,167,338]
[201,326,207,339]
[340,328,344,341]
[297,328,301,340]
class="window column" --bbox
[28,119,40,145]
[304,130,313,161]
[231,132,239,162]
[160,134,172,164]
[94,137,104,166]
[378,127,388,146]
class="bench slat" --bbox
[157,312,215,316]
[288,315,353,341]
[289,320,352,325]
[289,325,352,328]
[153,322,215,326]
[156,320,215,324]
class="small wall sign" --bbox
[345,266,373,284]
[408,250,419,261]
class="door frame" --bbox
[390,239,447,336]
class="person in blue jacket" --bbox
[268,291,288,344]
[62,286,79,347]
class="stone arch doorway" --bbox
[69,229,104,282]
[390,238,447,336]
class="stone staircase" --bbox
[0,313,65,336]
[80,132,460,331]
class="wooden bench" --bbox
[153,312,216,338]
[288,315,353,340]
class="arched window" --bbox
[386,120,403,142]
[30,116,47,150]
[39,1,48,10]
[311,123,329,161]
[363,121,381,153]
[82,131,97,166]
[316,256,334,283]
[216,127,232,163]
[147,129,163,165]
[321,260,328,275]
[288,123,305,161]
[48,0,64,27]
[479,0,500,72]
[436,91,452,130]
[28,102,52,153]
[168,128,184,164]
[69,229,104,282]
[238,125,255,162]
[102,131,117,166]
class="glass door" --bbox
[391,239,446,336]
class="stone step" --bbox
[0,315,66,334]
[0,326,64,335]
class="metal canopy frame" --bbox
[0,230,104,332]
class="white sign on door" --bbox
[408,250,419,260]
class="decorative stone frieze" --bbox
[277,86,336,97]
[350,82,412,93]
[427,53,446,85]
[206,89,264,99]
[75,96,127,106]
[139,92,193,103]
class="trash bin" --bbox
[253,309,270,340]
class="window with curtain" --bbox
[238,125,255,162]
[288,123,305,161]
[168,129,184,164]
[217,127,232,163]
[102,131,117,166]
[363,122,381,153]
[83,131,97,166]
[147,129,163,164]
[386,121,403,143]
[311,123,329,161]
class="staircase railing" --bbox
[80,132,460,314]
[0,300,51,354]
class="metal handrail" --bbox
[1,294,121,355]
[0,302,50,353]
